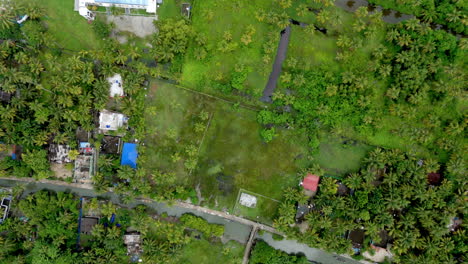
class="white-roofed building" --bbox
[76,0,160,20]
[108,74,124,98]
[99,110,128,133]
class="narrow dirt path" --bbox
[260,26,291,103]
[242,225,259,264]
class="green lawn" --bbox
[174,240,244,264]
[313,135,373,177]
[157,0,191,20]
[37,0,102,50]
[144,80,308,220]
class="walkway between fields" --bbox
[242,225,259,264]
[260,26,291,103]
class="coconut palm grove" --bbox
[0,0,466,263]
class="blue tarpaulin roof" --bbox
[121,143,138,168]
[96,0,148,5]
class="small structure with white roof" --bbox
[239,193,257,208]
[108,74,124,98]
[99,110,128,133]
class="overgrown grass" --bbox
[174,239,244,264]
[313,135,373,177]
[144,80,308,221]
[233,189,280,225]
[37,0,102,51]
[181,0,280,97]
[157,0,190,20]
[144,80,214,180]
[195,102,308,212]
[287,28,338,72]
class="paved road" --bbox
[0,177,360,264]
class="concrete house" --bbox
[76,0,159,20]
[99,110,128,134]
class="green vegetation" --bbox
[275,149,466,262]
[157,0,191,20]
[250,240,309,264]
[0,190,244,263]
[1,0,466,263]
[142,80,308,215]
[233,190,280,224]
[174,239,243,264]
[180,214,225,238]
[36,0,103,50]
[368,0,467,34]
[312,135,373,176]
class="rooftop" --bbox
[48,144,71,163]
[121,143,138,169]
[96,0,148,5]
[80,217,99,234]
[108,74,124,98]
[0,91,11,103]
[101,136,122,154]
[302,173,320,192]
[74,155,94,184]
[99,110,128,132]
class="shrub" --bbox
[92,19,111,39]
[260,128,277,143]
[272,233,284,241]
[180,214,225,238]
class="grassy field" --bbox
[181,0,280,97]
[312,135,373,177]
[143,80,215,181]
[175,240,244,264]
[233,189,280,225]
[37,0,102,51]
[287,27,338,72]
[144,80,308,219]
[157,0,192,20]
[195,104,307,210]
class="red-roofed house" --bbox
[301,173,320,196]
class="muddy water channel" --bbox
[0,179,360,264]
[334,0,413,23]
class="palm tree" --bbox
[0,9,14,30]
[386,29,399,42]
[404,18,420,31]
[421,9,437,23]
[343,173,362,190]
[106,226,121,240]
[397,34,412,47]
[101,201,116,219]
[91,224,105,240]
